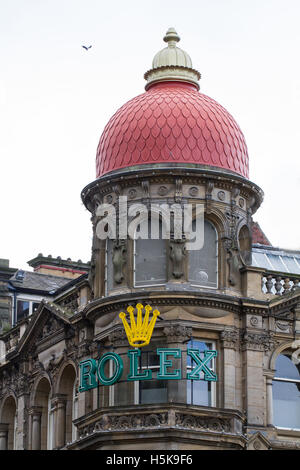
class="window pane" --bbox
[32,302,40,313]
[187,379,212,406]
[187,340,212,367]
[273,380,300,429]
[275,354,300,380]
[186,340,214,406]
[139,345,168,404]
[17,300,29,322]
[135,218,166,286]
[139,379,168,404]
[188,220,217,287]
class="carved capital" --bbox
[220,328,239,349]
[241,331,276,352]
[163,325,192,343]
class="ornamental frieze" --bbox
[175,413,232,433]
[240,331,277,352]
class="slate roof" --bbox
[9,270,71,293]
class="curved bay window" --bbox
[273,353,300,429]
[188,219,218,288]
[134,217,167,287]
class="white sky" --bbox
[1,0,300,270]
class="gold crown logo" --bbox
[119,303,160,348]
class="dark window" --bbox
[16,300,29,322]
[139,347,168,404]
[32,302,40,313]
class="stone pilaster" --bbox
[0,423,9,450]
[220,328,239,409]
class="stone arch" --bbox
[269,340,296,371]
[205,206,229,239]
[55,362,77,446]
[0,394,17,450]
[32,375,52,450]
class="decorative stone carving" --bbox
[112,184,121,196]
[175,413,231,433]
[163,325,192,343]
[175,179,182,203]
[106,194,113,204]
[222,236,241,287]
[275,320,291,333]
[188,186,198,197]
[112,240,127,284]
[220,328,239,349]
[241,331,276,352]
[169,239,186,279]
[239,198,244,208]
[108,328,128,347]
[250,316,259,327]
[217,190,225,201]
[158,186,168,196]
[141,180,150,199]
[128,188,137,199]
[79,412,168,436]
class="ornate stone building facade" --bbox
[0,28,299,451]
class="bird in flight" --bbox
[82,45,92,50]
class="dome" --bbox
[95,29,249,179]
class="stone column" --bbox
[52,394,67,449]
[29,407,43,450]
[0,423,9,450]
[265,372,275,427]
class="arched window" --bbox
[273,353,300,429]
[188,219,218,288]
[134,217,167,287]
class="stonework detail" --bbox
[220,328,239,349]
[163,325,192,343]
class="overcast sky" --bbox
[1,0,300,270]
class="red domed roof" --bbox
[96,82,249,179]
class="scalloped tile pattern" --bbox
[96,82,249,178]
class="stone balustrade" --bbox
[262,272,300,295]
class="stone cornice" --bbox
[81,166,263,215]
[82,291,242,321]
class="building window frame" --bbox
[189,219,218,290]
[186,339,217,407]
[272,352,300,431]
